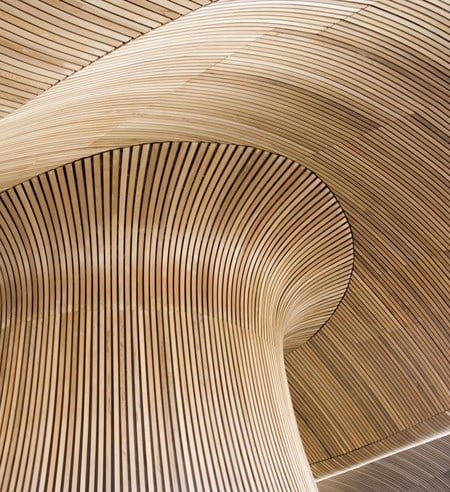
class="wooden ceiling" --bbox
[318,434,450,491]
[0,142,352,489]
[0,0,214,117]
[0,0,448,488]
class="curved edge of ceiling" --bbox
[311,411,450,478]
[317,429,450,491]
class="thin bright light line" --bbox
[315,429,450,483]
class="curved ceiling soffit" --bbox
[0,142,353,489]
[0,0,447,185]
[0,0,448,482]
[317,433,450,491]
[305,411,450,478]
[0,0,217,118]
[0,141,354,352]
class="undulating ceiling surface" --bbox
[0,0,448,489]
[318,433,450,491]
[0,0,215,117]
[0,142,352,489]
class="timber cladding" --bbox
[0,0,448,489]
[0,142,352,490]
[0,0,216,118]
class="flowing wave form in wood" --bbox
[0,141,353,491]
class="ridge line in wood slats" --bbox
[318,433,450,491]
[0,0,217,118]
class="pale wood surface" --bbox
[0,141,352,490]
[0,0,215,117]
[0,0,448,485]
[309,412,450,477]
[318,434,450,491]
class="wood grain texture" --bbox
[0,0,214,117]
[318,433,450,492]
[0,0,448,484]
[0,141,353,491]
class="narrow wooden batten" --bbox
[0,142,353,490]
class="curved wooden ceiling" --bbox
[0,142,353,489]
[0,0,448,488]
[318,434,450,491]
[0,0,214,117]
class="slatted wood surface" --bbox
[0,141,352,491]
[318,434,450,492]
[308,411,450,478]
[0,0,214,117]
[0,0,448,485]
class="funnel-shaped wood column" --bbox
[0,142,353,491]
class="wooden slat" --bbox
[308,412,450,477]
[317,434,450,491]
[0,141,352,490]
